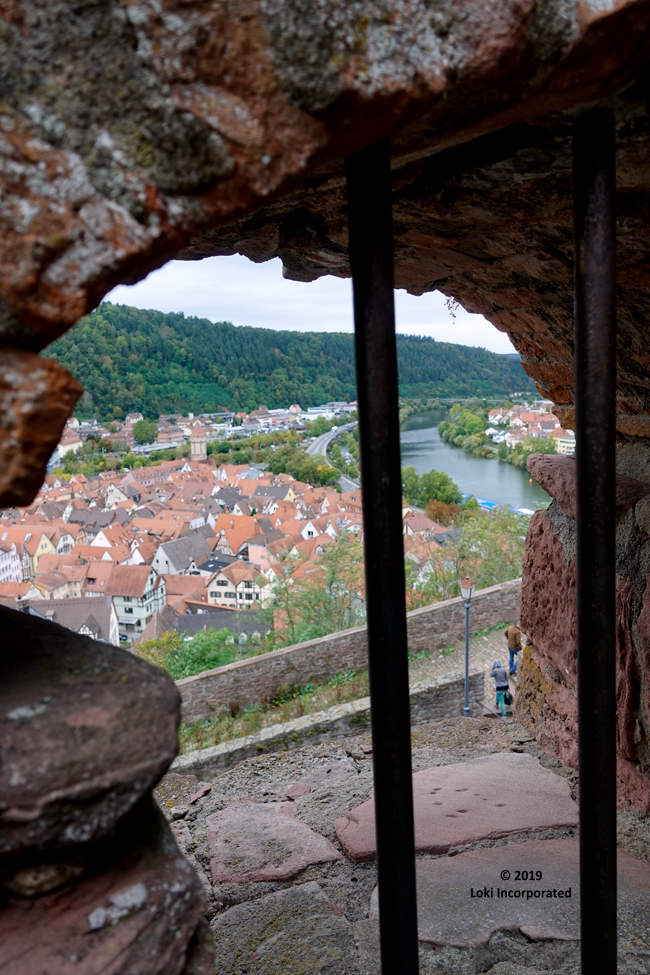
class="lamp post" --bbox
[460,577,475,717]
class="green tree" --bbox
[133,630,181,670]
[456,507,528,590]
[405,507,529,609]
[405,547,459,607]
[506,436,557,469]
[133,628,243,679]
[310,417,330,437]
[292,535,365,641]
[62,451,80,474]
[402,466,420,501]
[166,629,239,678]
[44,303,534,422]
[418,470,461,506]
[132,419,158,444]
[270,558,304,646]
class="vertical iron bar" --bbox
[463,600,470,717]
[573,108,617,975]
[346,138,419,975]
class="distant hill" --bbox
[44,303,536,421]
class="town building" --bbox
[206,560,272,607]
[189,421,208,462]
[0,540,22,583]
[30,596,120,646]
[104,564,167,644]
[152,533,212,575]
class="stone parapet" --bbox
[172,670,485,778]
[176,581,520,725]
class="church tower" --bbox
[189,421,207,462]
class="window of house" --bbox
[210,591,219,598]
[217,580,228,587]
[244,581,252,589]
[124,596,132,602]
[225,592,235,599]
[245,594,253,600]
[125,607,133,614]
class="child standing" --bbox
[490,659,510,717]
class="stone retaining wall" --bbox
[177,580,520,725]
[172,670,485,777]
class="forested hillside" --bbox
[44,303,535,421]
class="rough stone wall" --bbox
[2,3,650,500]
[0,605,213,973]
[515,454,650,811]
[178,580,520,725]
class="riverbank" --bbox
[400,411,549,510]
[399,400,421,426]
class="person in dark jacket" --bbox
[490,659,510,717]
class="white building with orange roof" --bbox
[216,463,250,483]
[0,527,55,576]
[105,564,166,644]
[82,560,116,597]
[206,560,272,608]
[58,432,83,457]
[91,523,132,549]
[0,540,22,583]
[0,580,41,603]
[95,543,134,565]
[214,523,261,558]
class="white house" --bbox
[105,565,166,644]
[206,561,272,607]
[0,541,23,583]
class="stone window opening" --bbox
[0,16,643,973]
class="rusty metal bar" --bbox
[573,108,617,974]
[346,138,419,975]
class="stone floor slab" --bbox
[334,753,578,862]
[207,801,343,883]
[369,839,650,953]
[210,881,356,975]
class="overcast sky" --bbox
[106,254,514,354]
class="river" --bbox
[399,411,549,511]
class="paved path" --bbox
[408,625,519,715]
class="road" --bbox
[305,424,360,493]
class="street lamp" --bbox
[460,577,475,717]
